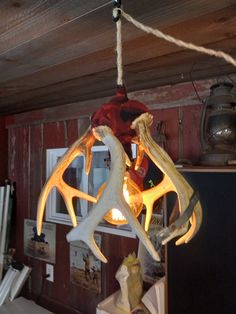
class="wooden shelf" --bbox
[175,165,236,173]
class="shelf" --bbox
[96,291,126,314]
[175,165,236,173]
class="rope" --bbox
[116,19,123,85]
[113,8,123,86]
[114,8,236,69]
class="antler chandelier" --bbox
[37,0,236,263]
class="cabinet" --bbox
[167,169,236,314]
[97,168,236,314]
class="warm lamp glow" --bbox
[110,208,126,222]
[101,174,143,225]
[36,92,202,263]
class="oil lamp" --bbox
[200,82,236,165]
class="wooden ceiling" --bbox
[0,0,236,115]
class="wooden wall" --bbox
[167,172,236,314]
[0,117,8,185]
[6,80,206,314]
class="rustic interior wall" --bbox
[0,117,8,185]
[5,78,210,314]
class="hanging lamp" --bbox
[36,1,207,263]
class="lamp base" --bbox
[199,151,236,166]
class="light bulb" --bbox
[98,173,143,225]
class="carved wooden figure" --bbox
[115,253,143,312]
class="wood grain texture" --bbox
[0,1,235,114]
[8,126,30,262]
[0,0,109,54]
[5,76,230,128]
[0,117,8,184]
[0,46,235,114]
[29,124,43,219]
[66,119,79,146]
[0,0,233,81]
[1,6,235,88]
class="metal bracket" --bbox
[156,190,200,245]
[113,0,121,22]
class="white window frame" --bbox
[45,145,137,238]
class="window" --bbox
[46,145,137,237]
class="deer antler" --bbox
[37,84,202,265]
[37,128,97,235]
[67,125,161,263]
[132,113,202,245]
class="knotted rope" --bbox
[113,9,123,86]
[113,7,236,83]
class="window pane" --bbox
[55,155,84,217]
[88,150,109,211]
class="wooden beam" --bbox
[5,73,236,128]
[0,5,235,102]
[0,2,236,114]
[0,36,235,115]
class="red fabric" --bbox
[91,87,150,189]
[91,87,149,144]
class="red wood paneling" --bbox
[152,108,179,161]
[67,119,79,146]
[8,126,30,262]
[29,124,43,219]
[43,121,66,149]
[0,117,8,184]
[182,104,202,163]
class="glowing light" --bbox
[111,208,126,221]
[101,174,143,225]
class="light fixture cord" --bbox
[115,14,123,86]
[114,8,236,69]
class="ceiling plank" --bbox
[0,37,235,115]
[0,0,110,54]
[0,1,235,82]
[0,5,235,99]
[0,0,57,35]
[0,0,235,115]
[5,72,236,128]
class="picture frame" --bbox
[24,219,56,264]
[70,233,102,293]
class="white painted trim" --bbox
[45,145,137,238]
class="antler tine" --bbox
[125,152,132,167]
[67,125,161,262]
[57,181,97,221]
[134,145,145,170]
[132,113,202,245]
[175,200,202,245]
[142,175,172,231]
[37,128,96,235]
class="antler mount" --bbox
[36,88,202,263]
